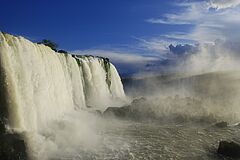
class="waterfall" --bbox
[0,32,126,146]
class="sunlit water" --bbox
[50,119,240,160]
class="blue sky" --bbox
[1,0,182,50]
[1,0,240,76]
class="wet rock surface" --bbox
[0,133,28,160]
[214,121,228,128]
[103,97,217,124]
[103,97,156,121]
[217,141,240,158]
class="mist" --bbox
[24,110,132,160]
[123,41,240,124]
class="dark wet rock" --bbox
[131,97,147,105]
[103,96,219,124]
[103,106,131,118]
[214,121,228,128]
[103,98,146,119]
[0,120,5,134]
[103,103,157,121]
[0,133,28,160]
[217,141,240,158]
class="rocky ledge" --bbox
[0,133,28,160]
[217,141,240,158]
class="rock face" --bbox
[103,97,157,121]
[217,141,240,158]
[104,106,131,118]
[0,133,28,160]
[103,96,217,124]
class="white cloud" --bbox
[72,49,163,75]
[179,42,240,74]
[134,37,172,54]
[74,1,240,75]
[72,49,158,64]
[146,18,191,25]
[146,1,240,43]
[146,2,207,25]
[162,32,196,42]
[143,0,240,74]
[209,0,240,9]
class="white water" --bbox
[0,32,127,159]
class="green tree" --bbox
[37,39,58,51]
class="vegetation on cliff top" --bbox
[37,39,68,54]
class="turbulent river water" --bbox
[52,118,240,160]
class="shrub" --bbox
[37,39,58,51]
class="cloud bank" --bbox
[146,0,240,43]
[73,0,240,77]
[72,49,161,76]
[142,0,240,75]
[209,0,240,9]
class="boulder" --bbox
[217,141,240,158]
[103,106,131,118]
[131,97,147,106]
[214,121,228,128]
[103,97,158,121]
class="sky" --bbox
[1,0,240,76]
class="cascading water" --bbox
[74,55,125,109]
[0,32,127,159]
[1,32,240,160]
